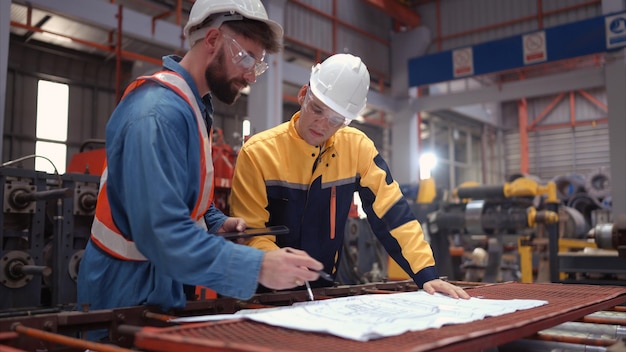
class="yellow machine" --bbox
[406,177,561,283]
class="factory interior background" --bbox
[1,0,626,351]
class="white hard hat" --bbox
[184,0,284,47]
[309,54,370,121]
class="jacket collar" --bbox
[288,111,336,152]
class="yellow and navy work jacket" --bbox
[230,112,439,288]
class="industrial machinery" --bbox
[1,151,100,311]
[337,216,388,285]
[552,168,613,237]
[555,216,626,285]
[592,217,626,259]
[211,128,237,215]
[0,132,238,313]
[425,177,560,283]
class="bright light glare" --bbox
[419,153,437,180]
[352,192,367,219]
[35,141,66,174]
[37,81,68,141]
[242,119,251,138]
[36,80,69,174]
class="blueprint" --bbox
[172,291,548,341]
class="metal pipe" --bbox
[0,308,60,319]
[10,21,162,66]
[583,315,626,325]
[544,321,625,340]
[115,4,123,102]
[536,331,616,347]
[363,289,395,294]
[456,185,505,200]
[236,302,274,310]
[0,344,27,352]
[12,264,51,277]
[11,323,134,352]
[12,188,71,204]
[142,311,178,322]
[546,202,560,282]
[519,97,529,174]
[499,338,607,352]
[116,324,142,337]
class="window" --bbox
[420,117,483,191]
[36,80,69,174]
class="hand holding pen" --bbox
[303,267,335,301]
[283,248,333,301]
[258,247,323,290]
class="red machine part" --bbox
[66,139,106,176]
[66,149,106,176]
[212,129,237,215]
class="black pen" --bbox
[284,248,333,282]
[311,269,333,282]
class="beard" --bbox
[204,49,247,105]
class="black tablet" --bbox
[218,225,289,240]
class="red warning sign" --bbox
[453,47,474,77]
[523,31,547,65]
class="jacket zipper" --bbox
[330,185,336,239]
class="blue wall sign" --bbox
[408,11,626,87]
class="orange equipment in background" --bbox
[211,128,237,215]
[66,139,106,176]
[198,128,237,300]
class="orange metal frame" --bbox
[518,87,608,173]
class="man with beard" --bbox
[77,0,322,341]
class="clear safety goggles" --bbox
[303,87,349,128]
[222,33,268,77]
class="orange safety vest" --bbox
[90,71,214,261]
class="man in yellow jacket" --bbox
[230,53,468,299]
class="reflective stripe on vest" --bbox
[90,71,214,261]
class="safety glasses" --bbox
[222,33,268,77]
[303,87,348,128]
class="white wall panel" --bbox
[285,2,334,53]
[284,0,391,77]
[505,124,609,181]
[416,0,601,54]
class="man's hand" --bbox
[217,217,247,243]
[423,279,470,299]
[258,247,323,290]
[218,217,246,233]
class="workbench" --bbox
[1,281,625,352]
